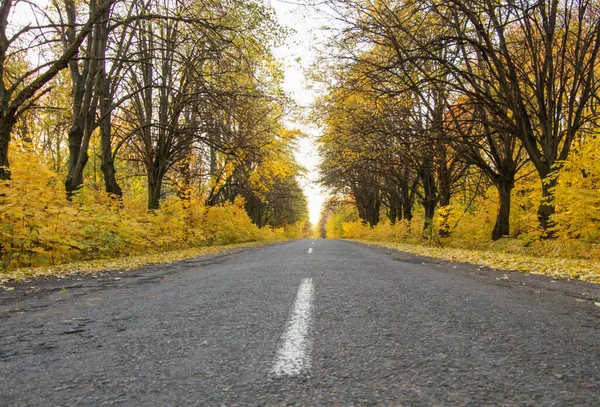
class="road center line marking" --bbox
[308,248,313,254]
[271,278,314,377]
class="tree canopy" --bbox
[314,0,600,243]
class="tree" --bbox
[447,97,529,239]
[423,0,600,229]
[316,86,385,227]
[0,0,117,180]
[315,2,472,234]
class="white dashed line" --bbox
[308,248,313,254]
[271,278,314,377]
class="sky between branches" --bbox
[270,0,327,226]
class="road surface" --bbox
[1,239,600,406]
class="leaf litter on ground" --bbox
[0,242,269,288]
[357,240,600,284]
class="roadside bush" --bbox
[0,152,287,270]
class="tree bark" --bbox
[147,168,163,211]
[419,156,438,234]
[400,179,416,221]
[64,0,102,198]
[97,7,121,197]
[492,178,512,240]
[352,181,380,227]
[365,195,380,226]
[538,175,557,232]
[388,202,398,225]
[100,136,122,197]
[64,122,85,197]
[0,114,16,179]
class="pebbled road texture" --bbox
[1,239,600,406]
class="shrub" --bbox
[0,152,288,270]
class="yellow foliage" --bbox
[321,155,600,279]
[0,151,287,272]
[342,221,370,239]
[553,135,600,242]
[281,221,312,239]
[204,200,262,245]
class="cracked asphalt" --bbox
[1,239,600,406]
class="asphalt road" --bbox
[1,239,600,406]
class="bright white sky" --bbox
[270,0,328,226]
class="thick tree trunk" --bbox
[147,155,167,211]
[401,182,415,221]
[352,181,380,227]
[100,147,122,197]
[97,10,121,198]
[64,0,104,199]
[492,179,513,240]
[64,124,85,198]
[148,174,163,211]
[402,206,413,222]
[387,190,402,225]
[355,197,366,224]
[365,197,380,227]
[0,114,16,180]
[439,187,450,207]
[65,85,97,199]
[98,90,122,197]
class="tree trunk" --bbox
[492,179,512,240]
[402,206,413,222]
[401,181,415,221]
[538,175,557,233]
[423,201,436,235]
[439,186,450,207]
[100,142,122,197]
[148,172,163,211]
[388,202,398,225]
[387,188,401,225]
[354,183,380,227]
[419,159,437,234]
[64,124,85,198]
[365,196,380,227]
[0,114,16,180]
[99,99,122,196]
[65,156,88,197]
[97,8,121,197]
[64,0,103,199]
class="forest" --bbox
[0,0,311,271]
[315,0,600,267]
